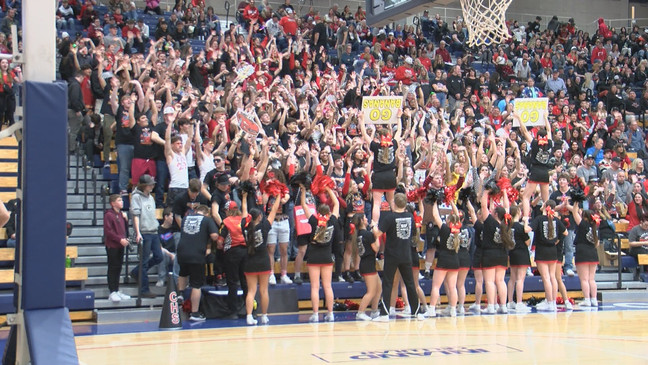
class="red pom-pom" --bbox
[311,173,336,195]
[395,298,404,309]
[556,296,564,305]
[260,178,289,198]
[407,187,427,202]
[444,185,457,205]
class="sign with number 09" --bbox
[512,97,549,127]
[362,96,403,124]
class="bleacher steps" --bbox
[597,281,648,290]
[96,308,162,323]
[598,289,648,304]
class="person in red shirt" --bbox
[540,52,553,69]
[591,39,607,64]
[80,64,95,113]
[418,50,432,71]
[434,41,451,63]
[395,57,417,85]
[243,0,261,29]
[381,56,397,85]
[279,8,297,37]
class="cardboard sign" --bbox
[238,112,259,137]
[233,64,255,83]
[513,97,549,127]
[361,96,402,124]
[294,204,316,236]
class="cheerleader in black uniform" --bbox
[351,213,382,321]
[572,204,600,307]
[293,186,317,285]
[359,112,402,224]
[300,186,339,322]
[342,157,371,283]
[505,206,532,312]
[457,200,478,314]
[516,113,553,218]
[242,193,280,325]
[407,202,431,316]
[529,200,567,311]
[478,189,515,314]
[469,219,485,314]
[426,200,461,317]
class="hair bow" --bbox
[349,223,356,235]
[380,135,393,147]
[591,213,601,226]
[316,214,330,227]
[413,211,422,228]
[243,214,253,228]
[504,213,512,224]
[538,135,549,146]
[448,221,462,234]
[545,206,555,217]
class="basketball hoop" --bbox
[460,0,513,47]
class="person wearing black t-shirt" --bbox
[176,205,220,321]
[300,186,339,323]
[517,113,552,217]
[359,114,402,224]
[571,204,600,307]
[372,193,423,321]
[151,106,178,207]
[172,179,211,230]
[350,213,381,321]
[242,193,279,326]
[110,94,137,194]
[131,101,159,185]
[505,206,532,312]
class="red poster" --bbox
[239,112,259,137]
[293,204,316,236]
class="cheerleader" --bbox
[457,200,478,314]
[572,203,600,307]
[517,113,553,217]
[468,216,485,314]
[300,186,339,322]
[427,200,461,317]
[406,202,430,316]
[506,206,532,312]
[359,112,402,224]
[352,213,382,321]
[529,200,567,311]
[341,156,371,282]
[242,193,280,325]
[478,189,515,314]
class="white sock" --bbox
[425,262,432,271]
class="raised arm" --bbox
[432,201,443,228]
[327,187,339,218]
[572,200,582,226]
[300,187,312,219]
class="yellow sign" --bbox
[513,97,548,127]
[361,96,403,124]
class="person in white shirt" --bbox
[165,118,193,206]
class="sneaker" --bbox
[117,291,131,300]
[109,291,122,302]
[103,163,110,169]
[564,299,573,310]
[336,275,346,283]
[497,306,508,314]
[481,305,496,314]
[177,295,184,306]
[536,300,550,311]
[468,303,481,313]
[246,315,257,326]
[324,312,335,322]
[515,302,531,312]
[280,275,293,284]
[343,272,354,283]
[440,306,451,316]
[372,315,390,322]
[403,305,411,315]
[352,271,363,282]
[549,301,557,312]
[526,268,534,276]
[449,307,457,317]
[418,272,424,280]
[309,313,319,323]
[457,305,465,315]
[268,275,277,285]
[293,275,303,285]
[423,271,431,280]
[590,298,598,307]
[507,302,516,311]
[260,314,269,325]
[416,313,426,321]
[370,310,380,319]
[566,269,575,277]
[424,307,436,318]
[579,298,591,307]
[389,307,396,316]
[190,312,206,321]
[155,279,166,287]
[356,312,372,321]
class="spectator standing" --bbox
[103,194,132,302]
[68,70,87,155]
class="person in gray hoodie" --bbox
[129,174,163,297]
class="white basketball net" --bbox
[460,0,513,47]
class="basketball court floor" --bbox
[23,304,646,364]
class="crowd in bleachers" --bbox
[9,0,648,321]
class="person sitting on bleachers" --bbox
[57,0,77,30]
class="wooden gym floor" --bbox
[72,307,648,365]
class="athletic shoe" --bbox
[246,315,257,326]
[566,269,575,277]
[440,306,451,316]
[389,307,396,316]
[416,313,426,321]
[190,312,206,321]
[579,298,591,307]
[370,310,380,319]
[549,301,557,312]
[260,314,269,325]
[403,305,412,315]
[515,302,531,312]
[497,306,508,314]
[356,312,372,321]
[336,275,346,283]
[526,268,534,276]
[372,315,390,322]
[481,305,496,314]
[564,299,573,310]
[117,291,131,300]
[507,302,516,311]
[109,291,121,302]
[457,305,466,315]
[343,272,354,283]
[268,275,277,285]
[324,312,335,322]
[155,279,165,287]
[177,295,184,306]
[423,271,431,280]
[309,313,319,323]
[293,275,303,285]
[590,298,598,307]
[468,303,481,313]
[418,272,424,280]
[352,271,363,282]
[536,300,550,311]
[424,307,436,318]
[280,275,293,284]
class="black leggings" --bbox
[224,246,248,314]
[379,259,420,316]
[106,246,124,293]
